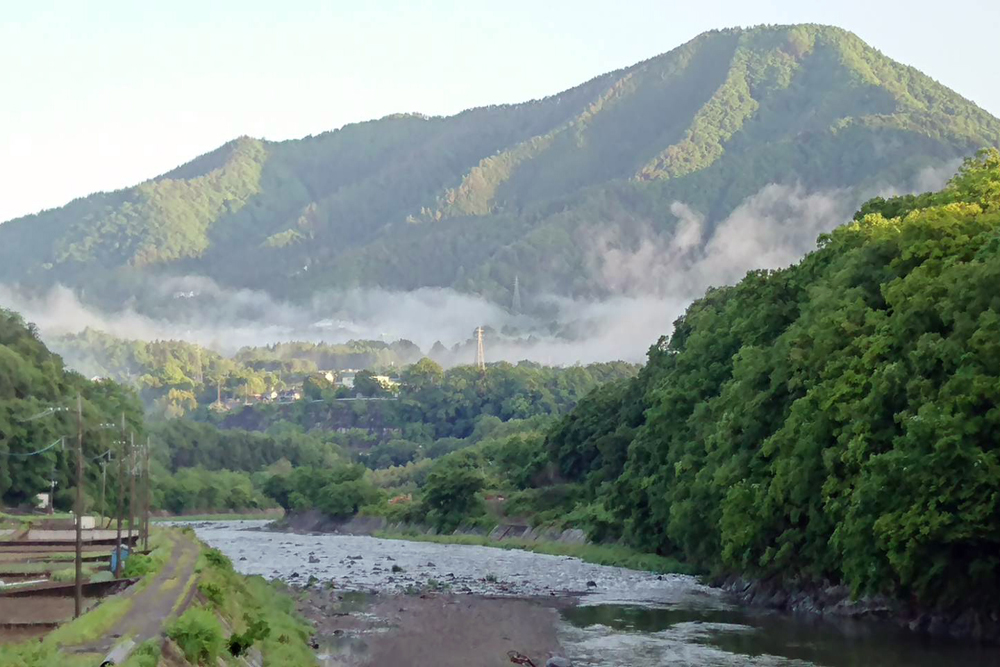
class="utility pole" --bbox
[143,437,151,551]
[127,432,135,552]
[114,412,125,578]
[99,459,106,528]
[49,462,56,516]
[74,394,83,619]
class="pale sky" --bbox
[2,0,998,223]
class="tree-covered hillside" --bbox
[49,329,429,417]
[0,310,143,508]
[1,25,997,307]
[546,150,1000,616]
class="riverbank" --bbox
[718,574,1000,644]
[272,509,696,575]
[193,520,1000,666]
[0,527,318,666]
[374,530,696,575]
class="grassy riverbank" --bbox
[374,530,699,575]
[0,527,316,667]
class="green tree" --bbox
[421,451,486,532]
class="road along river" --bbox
[191,521,999,666]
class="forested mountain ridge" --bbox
[1,24,998,307]
[545,150,1000,619]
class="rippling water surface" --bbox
[192,521,1000,667]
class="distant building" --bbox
[336,371,358,389]
[277,389,302,403]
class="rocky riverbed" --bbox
[191,521,1000,667]
[192,521,723,607]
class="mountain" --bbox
[1,24,998,309]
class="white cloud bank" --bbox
[0,164,959,368]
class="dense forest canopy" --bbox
[48,329,433,417]
[46,328,632,418]
[544,150,1000,614]
[1,24,997,311]
[142,357,636,514]
[0,305,637,514]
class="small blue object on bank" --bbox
[110,546,129,574]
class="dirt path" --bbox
[71,530,200,657]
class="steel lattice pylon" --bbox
[475,326,486,372]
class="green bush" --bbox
[203,548,232,571]
[227,613,271,657]
[123,639,161,667]
[198,581,225,607]
[422,451,486,532]
[167,606,225,665]
[123,553,155,578]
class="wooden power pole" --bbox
[74,393,83,619]
[114,412,125,577]
[127,432,135,551]
[99,458,107,529]
[143,437,151,551]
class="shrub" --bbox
[123,553,155,578]
[227,613,271,657]
[198,581,225,607]
[167,606,225,665]
[203,548,232,571]
[126,639,161,667]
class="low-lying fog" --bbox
[0,169,955,368]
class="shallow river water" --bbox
[192,521,999,666]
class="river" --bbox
[191,521,999,666]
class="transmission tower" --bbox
[512,275,522,314]
[475,326,486,372]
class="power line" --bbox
[20,406,71,422]
[6,437,64,458]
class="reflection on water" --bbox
[317,634,369,665]
[314,591,376,666]
[561,605,1000,667]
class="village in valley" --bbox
[209,369,403,412]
